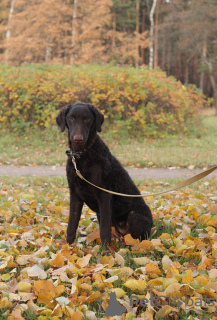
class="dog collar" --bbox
[65,149,86,159]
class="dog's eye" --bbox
[70,117,74,121]
[84,118,91,123]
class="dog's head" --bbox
[56,103,104,151]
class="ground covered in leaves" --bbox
[0,176,217,320]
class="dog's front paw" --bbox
[66,234,76,244]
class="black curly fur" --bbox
[56,103,153,245]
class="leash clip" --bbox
[71,156,84,180]
[71,156,78,171]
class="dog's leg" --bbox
[66,191,83,244]
[96,213,100,224]
[98,193,112,246]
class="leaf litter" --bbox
[0,176,217,319]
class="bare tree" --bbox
[149,0,157,70]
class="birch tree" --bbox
[5,0,16,64]
[149,0,157,70]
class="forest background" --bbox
[0,0,217,113]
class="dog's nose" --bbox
[73,135,84,144]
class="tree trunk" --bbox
[206,60,217,115]
[141,3,146,64]
[200,37,207,93]
[135,0,140,68]
[149,0,157,70]
[5,0,16,64]
[70,0,77,65]
[162,34,166,70]
[154,3,159,69]
[45,38,51,64]
[112,10,116,51]
[184,62,189,85]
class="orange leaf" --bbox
[140,240,152,251]
[124,234,140,249]
[85,291,102,303]
[198,258,214,270]
[71,311,83,320]
[50,254,65,268]
[8,308,25,320]
[145,263,161,275]
[76,254,92,268]
[86,230,100,244]
[33,280,56,297]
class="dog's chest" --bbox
[67,160,101,199]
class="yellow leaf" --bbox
[0,297,12,308]
[208,219,217,228]
[160,233,171,240]
[133,257,150,266]
[104,275,118,283]
[176,245,187,255]
[17,281,32,292]
[124,279,147,293]
[79,283,92,294]
[114,253,125,267]
[1,273,12,281]
[164,283,181,297]
[182,270,194,284]
[56,284,65,296]
[162,255,173,271]
[166,267,179,279]
[156,305,178,318]
[101,255,115,268]
[139,309,154,320]
[111,288,126,299]
[163,278,178,289]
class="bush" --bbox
[0,63,210,136]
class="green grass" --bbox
[0,115,216,168]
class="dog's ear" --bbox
[56,105,71,132]
[89,104,104,132]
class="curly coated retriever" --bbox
[56,102,153,246]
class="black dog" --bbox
[56,102,153,246]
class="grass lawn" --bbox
[0,176,216,319]
[0,115,216,168]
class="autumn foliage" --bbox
[0,176,217,319]
[0,64,209,136]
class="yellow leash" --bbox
[71,156,217,197]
